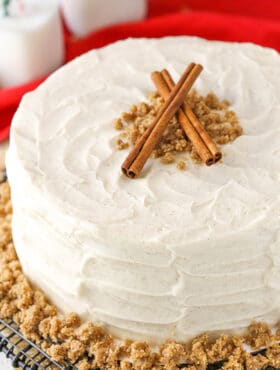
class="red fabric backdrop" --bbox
[0,0,280,141]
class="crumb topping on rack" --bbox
[114,89,242,170]
[1,181,280,369]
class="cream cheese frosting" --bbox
[6,37,280,344]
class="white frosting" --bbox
[60,0,147,37]
[6,37,280,344]
[0,0,64,88]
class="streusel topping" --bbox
[114,90,242,169]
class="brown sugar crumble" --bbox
[1,181,280,369]
[177,160,187,171]
[114,90,243,168]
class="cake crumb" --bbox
[75,358,91,370]
[244,353,268,370]
[245,321,273,350]
[161,152,175,164]
[177,160,186,170]
[114,118,124,130]
[116,138,129,150]
[160,341,187,369]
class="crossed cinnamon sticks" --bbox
[122,63,221,179]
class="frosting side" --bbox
[7,37,280,343]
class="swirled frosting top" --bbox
[11,37,280,246]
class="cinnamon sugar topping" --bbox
[115,90,242,168]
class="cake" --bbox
[6,37,280,348]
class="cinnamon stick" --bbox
[151,72,214,166]
[122,63,202,178]
[161,69,222,163]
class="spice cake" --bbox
[6,37,280,348]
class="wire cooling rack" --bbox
[0,318,76,370]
